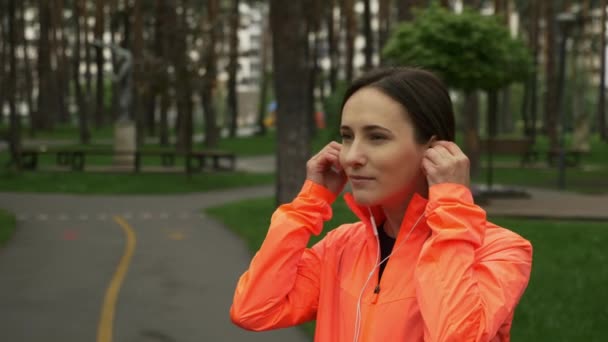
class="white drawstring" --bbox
[352,208,425,342]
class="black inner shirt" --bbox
[377,223,396,281]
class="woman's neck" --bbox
[381,178,428,238]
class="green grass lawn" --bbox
[0,170,274,194]
[207,197,608,341]
[0,208,16,247]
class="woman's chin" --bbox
[352,192,380,206]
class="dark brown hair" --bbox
[341,67,455,144]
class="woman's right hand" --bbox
[306,141,347,195]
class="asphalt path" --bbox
[0,187,310,342]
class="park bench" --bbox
[19,148,236,173]
[480,137,538,166]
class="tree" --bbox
[543,0,558,149]
[37,0,55,131]
[226,0,240,138]
[73,0,91,144]
[397,0,427,22]
[270,0,311,205]
[255,3,270,136]
[8,0,22,169]
[383,4,533,187]
[325,0,339,92]
[132,0,145,146]
[599,0,607,141]
[362,0,373,70]
[201,0,220,149]
[342,0,356,83]
[0,7,5,126]
[94,0,106,128]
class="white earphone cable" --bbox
[352,209,425,342]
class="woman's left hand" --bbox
[422,141,470,188]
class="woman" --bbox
[230,67,532,341]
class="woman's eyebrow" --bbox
[340,125,391,132]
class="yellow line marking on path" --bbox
[97,216,137,342]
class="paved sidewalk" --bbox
[482,187,608,221]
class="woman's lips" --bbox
[349,175,375,187]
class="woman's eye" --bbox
[340,133,352,140]
[370,134,386,141]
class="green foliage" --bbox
[0,171,274,194]
[382,4,533,92]
[0,208,16,247]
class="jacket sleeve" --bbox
[414,183,533,342]
[230,180,336,331]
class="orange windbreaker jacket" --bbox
[231,180,533,341]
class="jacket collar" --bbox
[343,192,430,241]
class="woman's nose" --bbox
[341,142,367,168]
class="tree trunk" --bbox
[0,15,5,126]
[570,4,590,152]
[54,0,71,124]
[132,0,144,146]
[36,0,54,132]
[397,0,427,22]
[524,0,540,141]
[377,0,390,59]
[496,0,513,134]
[109,0,119,122]
[463,91,481,177]
[94,0,106,128]
[202,0,219,149]
[543,0,558,149]
[599,0,607,140]
[18,0,35,129]
[255,4,269,136]
[157,0,171,146]
[363,0,373,70]
[486,90,499,189]
[462,0,483,10]
[343,0,356,83]
[74,0,91,144]
[326,0,338,92]
[84,1,93,97]
[270,0,311,205]
[227,0,240,138]
[8,0,22,169]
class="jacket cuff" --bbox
[298,180,338,206]
[425,183,474,215]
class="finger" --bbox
[431,145,454,160]
[432,141,462,156]
[421,158,436,175]
[424,148,443,165]
[327,141,342,151]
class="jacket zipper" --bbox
[360,233,382,341]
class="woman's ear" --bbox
[426,135,438,147]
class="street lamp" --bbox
[555,11,579,189]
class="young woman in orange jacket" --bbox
[230,67,533,341]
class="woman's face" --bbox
[339,87,429,206]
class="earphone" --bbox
[352,208,425,342]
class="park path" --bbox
[0,186,310,342]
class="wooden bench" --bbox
[19,148,236,173]
[480,138,537,166]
